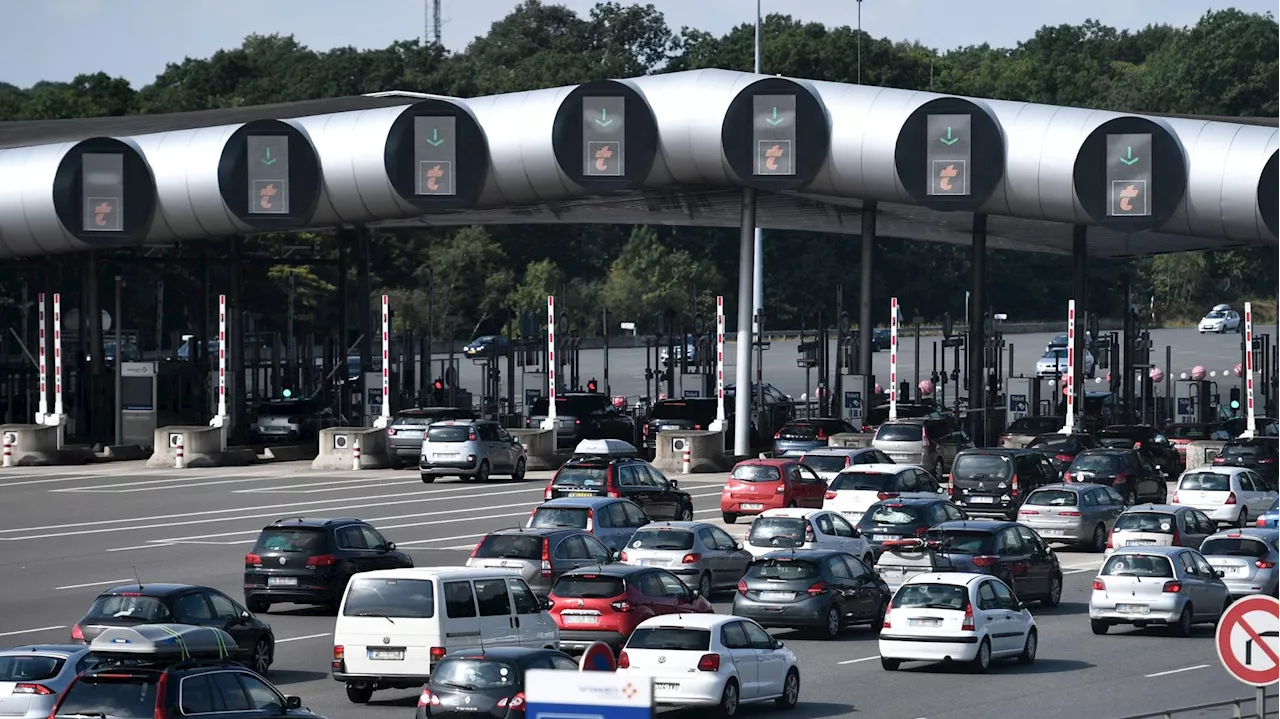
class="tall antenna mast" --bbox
[426,0,442,45]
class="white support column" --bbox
[1243,301,1257,438]
[709,295,727,432]
[889,297,899,421]
[1060,299,1076,434]
[540,295,557,430]
[373,295,392,429]
[35,293,46,424]
[209,294,228,449]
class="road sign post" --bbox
[1215,594,1278,710]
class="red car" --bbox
[546,565,713,653]
[720,458,828,524]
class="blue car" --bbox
[1258,497,1279,529]
[773,418,859,457]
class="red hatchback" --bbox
[547,565,713,653]
[720,458,827,524]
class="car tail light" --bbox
[914,526,929,537]
[430,647,447,662]
[1058,511,1082,517]
[1259,517,1268,527]
[1106,528,1114,549]
[468,431,478,441]
[1064,471,1074,482]
[961,603,975,631]
[498,693,526,710]
[694,424,702,430]
[586,509,595,531]
[1214,456,1227,464]
[737,580,748,595]
[1225,492,1238,505]
[1172,490,1180,503]
[1010,474,1020,497]
[155,671,169,719]
[71,624,83,642]
[1055,454,1073,463]
[617,651,630,668]
[544,484,554,500]
[1162,581,1182,593]
[877,491,900,501]
[971,555,998,568]
[619,551,629,562]
[1229,531,1242,538]
[606,468,621,498]
[469,541,480,559]
[245,553,262,566]
[419,688,441,707]
[806,581,828,596]
[861,425,872,433]
[682,553,702,564]
[541,538,552,577]
[774,432,782,439]
[882,606,892,628]
[775,482,787,494]
[332,645,344,671]
[1258,457,1276,464]
[575,419,581,425]
[1092,579,1105,591]
[805,521,816,543]
[387,428,396,436]
[610,601,633,612]
[816,429,828,440]
[288,416,301,424]
[825,491,837,500]
[697,654,721,672]
[13,684,53,695]
[1133,441,1143,449]
[1171,528,1181,545]
[306,554,336,568]
[1256,560,1277,569]
[1115,472,1129,486]
[1019,509,1038,516]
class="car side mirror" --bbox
[1016,601,1027,610]
[668,479,678,488]
[850,528,861,538]
[240,610,252,621]
[539,597,553,610]
[1216,569,1226,578]
[772,639,784,649]
[286,696,303,710]
[937,487,946,494]
[611,550,622,561]
[385,542,396,551]
[735,542,744,551]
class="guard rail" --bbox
[1111,691,1276,719]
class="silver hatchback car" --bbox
[1089,546,1231,636]
[618,521,752,598]
[418,420,528,483]
[1017,483,1127,551]
[1199,527,1280,598]
[0,644,99,718]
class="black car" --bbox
[642,397,750,452]
[244,517,413,612]
[1064,448,1167,504]
[528,393,637,449]
[543,454,693,521]
[732,550,890,639]
[415,647,579,719]
[1215,437,1279,489]
[463,335,510,358]
[1025,432,1098,476]
[71,585,276,676]
[856,498,968,556]
[947,448,1057,520]
[1096,425,1181,479]
[1225,416,1279,438]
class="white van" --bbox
[332,567,560,703]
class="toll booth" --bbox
[119,361,158,447]
[841,374,872,430]
[1006,376,1032,423]
[159,361,210,427]
[1173,380,1218,425]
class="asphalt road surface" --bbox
[429,328,1267,406]
[0,461,1268,719]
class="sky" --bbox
[0,0,1274,89]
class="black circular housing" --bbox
[552,80,659,192]
[217,119,322,228]
[385,99,490,210]
[1072,116,1187,232]
[1259,151,1277,238]
[52,137,156,246]
[894,97,1005,212]
[720,77,829,191]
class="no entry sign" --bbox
[1215,595,1280,687]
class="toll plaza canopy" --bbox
[0,68,1275,259]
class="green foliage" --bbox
[599,227,722,325]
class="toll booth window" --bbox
[120,376,153,411]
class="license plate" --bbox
[655,683,680,691]
[433,453,459,460]
[638,559,668,567]
[368,649,404,660]
[741,503,764,510]
[1116,604,1150,615]
[563,614,599,625]
[267,576,297,587]
[759,590,795,601]
[569,492,596,498]
[1038,529,1066,537]
[873,534,897,542]
[909,619,941,627]
[1126,540,1156,546]
[261,426,287,433]
[1220,566,1246,575]
[969,496,996,504]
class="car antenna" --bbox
[132,565,143,589]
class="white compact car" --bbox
[879,572,1037,673]
[1172,467,1278,527]
[617,613,800,716]
[1035,348,1095,378]
[1199,304,1242,334]
[744,508,873,564]
[823,464,946,520]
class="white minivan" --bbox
[332,567,560,704]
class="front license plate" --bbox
[368,649,405,660]
[909,619,941,627]
[267,576,297,587]
[969,496,996,504]
[1116,604,1150,615]
[759,591,795,601]
[873,534,897,542]
[563,614,599,625]
[741,503,764,510]
[655,683,680,691]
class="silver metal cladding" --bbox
[130,124,243,240]
[466,85,579,206]
[0,142,83,256]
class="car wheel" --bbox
[251,638,272,675]
[1171,605,1194,637]
[722,512,738,524]
[1237,508,1249,528]
[387,456,403,470]
[1090,524,1108,553]
[678,504,694,522]
[873,599,888,633]
[880,657,901,671]
[477,460,491,483]
[775,669,800,709]
[698,572,713,600]
[1090,619,1109,635]
[933,457,944,478]
[1018,628,1038,664]
[346,684,373,704]
[513,458,527,481]
[820,605,842,640]
[420,473,435,484]
[246,596,270,614]
[1043,575,1062,607]
[970,637,992,673]
[716,678,739,718]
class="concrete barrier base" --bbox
[0,424,94,466]
[652,430,728,474]
[146,426,242,468]
[261,444,318,462]
[829,433,876,449]
[101,444,149,461]
[1185,441,1228,471]
[511,429,561,471]
[312,427,390,470]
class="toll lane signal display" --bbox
[247,135,290,214]
[82,153,124,232]
[753,95,796,176]
[582,96,625,177]
[414,116,457,195]
[1106,133,1152,217]
[926,114,971,196]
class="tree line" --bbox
[0,2,1275,344]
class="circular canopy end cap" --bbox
[721,77,830,192]
[894,96,1007,213]
[385,99,491,212]
[218,119,323,229]
[1258,151,1278,239]
[552,79,660,193]
[53,137,157,247]
[1072,116,1188,233]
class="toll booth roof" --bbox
[89,624,237,660]
[573,439,638,457]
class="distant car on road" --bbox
[1035,347,1095,378]
[463,334,510,358]
[386,406,476,468]
[1199,304,1242,333]
[528,393,637,449]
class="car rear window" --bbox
[1070,453,1124,473]
[254,527,326,554]
[427,425,472,442]
[431,657,518,689]
[56,674,159,719]
[628,529,695,551]
[650,402,714,422]
[924,529,993,554]
[1101,554,1174,577]
[800,455,848,473]
[530,507,589,529]
[552,576,625,598]
[864,504,920,525]
[1178,472,1232,491]
[473,534,544,560]
[392,416,434,427]
[731,465,781,482]
[1114,512,1177,534]
[342,578,435,618]
[830,471,892,491]
[553,466,608,487]
[1026,490,1078,507]
[1007,417,1065,434]
[1027,437,1077,452]
[1221,442,1271,458]
[748,518,807,547]
[1200,537,1271,558]
[84,595,173,622]
[532,396,612,416]
[892,583,968,609]
[1167,426,1213,440]
[1097,434,1137,448]
[951,454,1013,483]
[744,558,820,580]
[0,655,65,681]
[875,424,923,442]
[778,422,817,436]
[626,628,711,651]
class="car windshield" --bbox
[84,595,173,622]
[426,425,472,442]
[875,424,923,442]
[1049,334,1068,347]
[1027,437,1079,452]
[253,527,325,554]
[473,534,544,560]
[553,467,608,487]
[893,583,968,610]
[830,471,893,491]
[0,655,65,681]
[1179,472,1232,491]
[732,465,781,482]
[864,505,920,525]
[628,529,695,550]
[1101,554,1174,577]
[1026,490,1078,507]
[748,518,808,547]
[1044,349,1067,359]
[744,558,821,580]
[1200,538,1270,558]
[530,507,589,529]
[627,628,711,651]
[1114,512,1177,534]
[951,454,1013,481]
[552,576,625,598]
[56,675,159,719]
[431,657,518,690]
[800,455,849,473]
[342,578,435,618]
[924,529,993,554]
[1071,454,1124,473]
[531,396,612,416]
[650,402,714,422]
[1206,311,1227,318]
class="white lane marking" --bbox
[107,542,177,553]
[1144,664,1210,678]
[276,633,332,644]
[48,471,376,493]
[0,625,66,637]
[1061,568,1095,575]
[838,656,880,665]
[236,477,425,493]
[56,578,136,590]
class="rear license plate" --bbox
[873,534,897,542]
[655,683,680,691]
[1038,529,1066,537]
[368,649,405,660]
[261,426,287,433]
[1126,540,1156,546]
[569,492,595,498]
[1116,604,1150,614]
[741,503,764,510]
[909,619,941,627]
[433,453,459,460]
[969,496,996,504]
[1221,566,1246,576]
[638,559,668,567]
[563,614,599,625]
[267,577,297,587]
[759,591,795,601]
